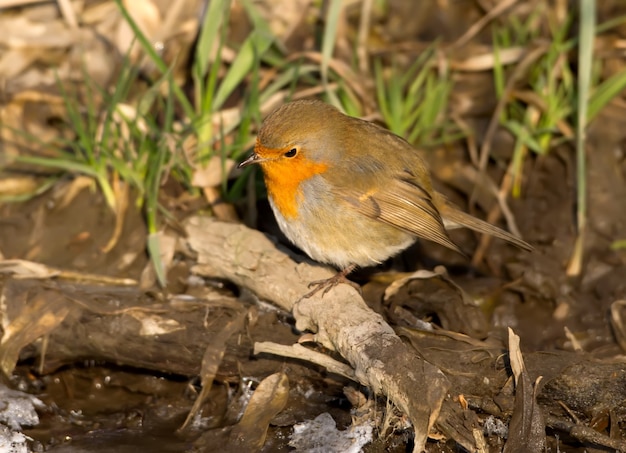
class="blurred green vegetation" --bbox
[4,0,626,282]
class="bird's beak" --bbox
[238,153,262,168]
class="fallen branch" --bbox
[185,216,449,453]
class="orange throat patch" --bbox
[260,156,328,219]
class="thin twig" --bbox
[448,0,519,50]
[477,44,549,174]
[254,342,357,380]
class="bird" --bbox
[239,99,532,297]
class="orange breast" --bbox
[260,157,328,219]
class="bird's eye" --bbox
[284,148,297,158]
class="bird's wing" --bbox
[334,175,464,254]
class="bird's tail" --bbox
[434,192,533,252]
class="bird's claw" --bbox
[303,273,361,298]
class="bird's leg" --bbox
[303,264,360,298]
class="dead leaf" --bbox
[191,155,237,188]
[180,308,247,430]
[0,259,60,279]
[384,267,489,339]
[101,177,129,252]
[503,328,546,453]
[128,312,185,336]
[0,176,41,198]
[229,372,290,450]
[139,230,178,289]
[0,289,73,376]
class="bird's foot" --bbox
[303,265,360,298]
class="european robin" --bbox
[239,100,532,297]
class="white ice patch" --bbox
[289,412,373,453]
[0,425,31,453]
[0,384,43,430]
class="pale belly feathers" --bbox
[268,175,415,269]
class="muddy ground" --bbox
[1,1,626,453]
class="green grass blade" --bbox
[588,69,626,121]
[15,155,101,177]
[321,0,343,106]
[212,0,274,109]
[144,136,169,286]
[610,239,626,251]
[503,120,544,154]
[147,233,167,287]
[194,0,230,80]
[568,0,595,276]
[577,0,594,210]
[374,58,391,125]
[259,64,319,104]
[114,0,194,118]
